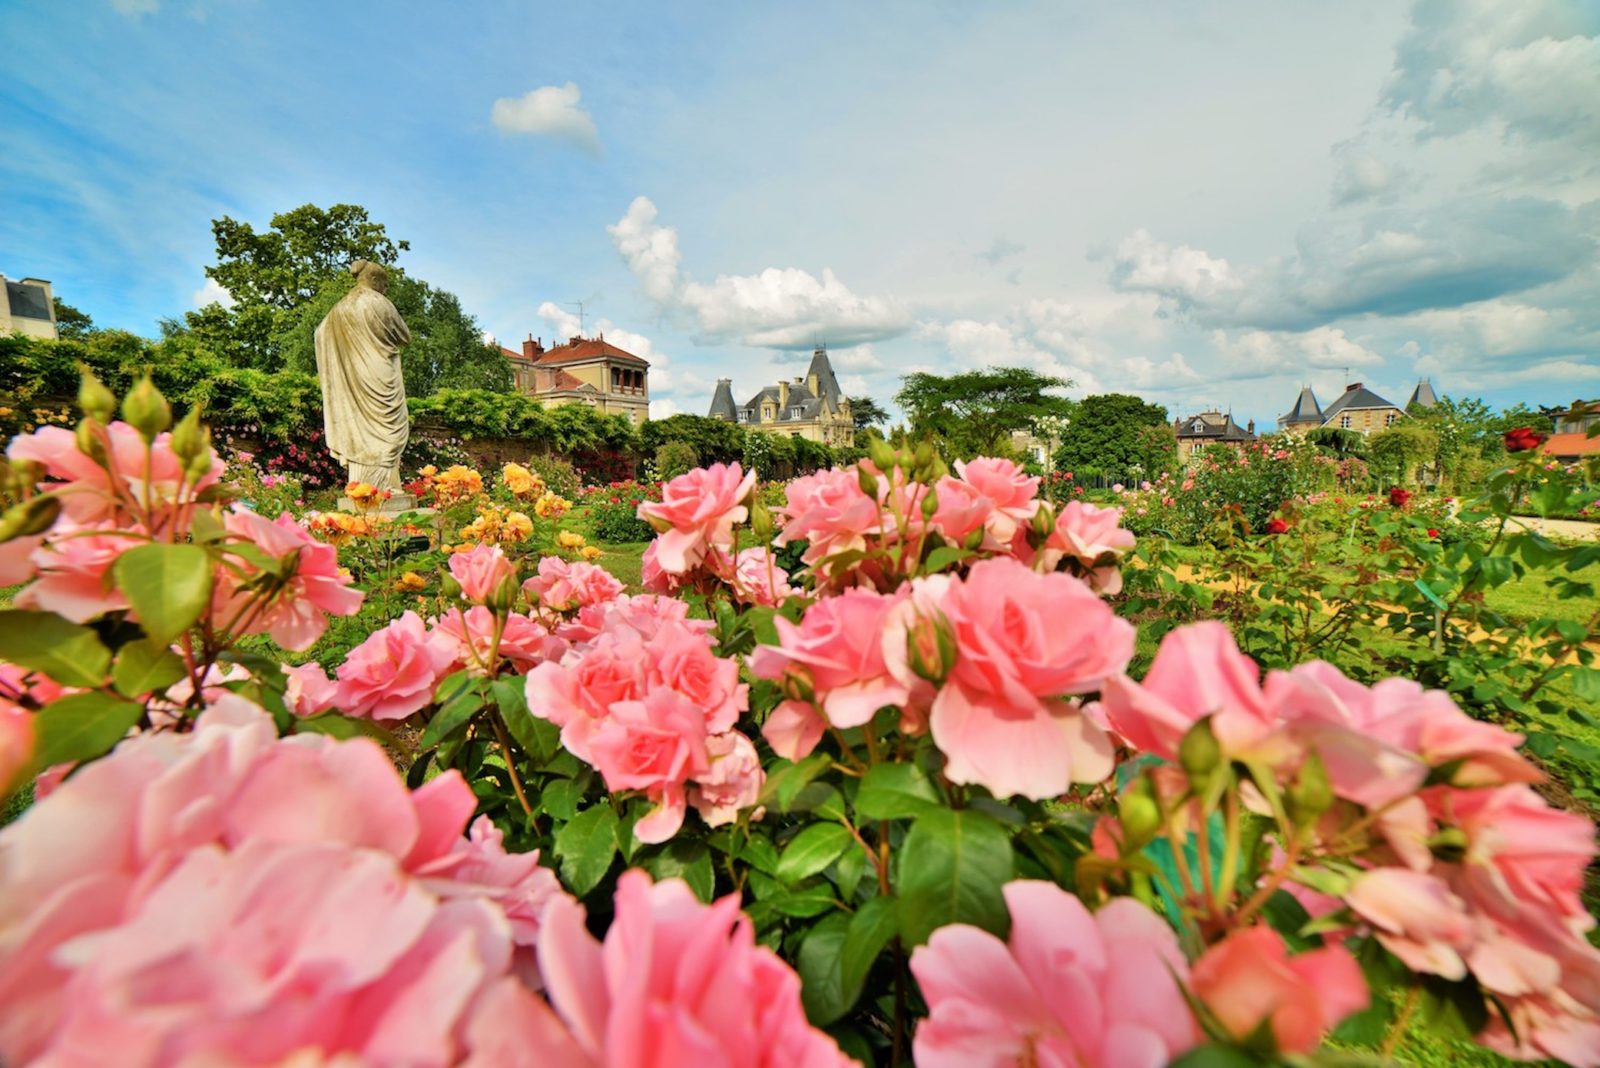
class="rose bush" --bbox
[0,375,1596,1066]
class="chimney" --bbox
[1247,419,1255,434]
[778,381,790,408]
[1347,382,1362,392]
[522,334,544,360]
[569,336,583,347]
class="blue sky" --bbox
[3,0,1598,425]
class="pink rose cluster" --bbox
[1101,622,1600,1062]
[636,463,799,607]
[0,696,563,1067]
[525,595,760,843]
[771,456,1136,592]
[4,417,364,653]
[753,556,1133,801]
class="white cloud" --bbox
[490,83,600,154]
[191,277,235,308]
[1107,229,1243,308]
[648,398,681,419]
[110,0,159,15]
[1123,352,1202,388]
[608,197,910,348]
[1383,0,1600,150]
[1210,325,1385,379]
[535,300,674,389]
[607,197,681,305]
[1330,141,1406,204]
[829,343,883,371]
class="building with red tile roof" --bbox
[500,333,649,425]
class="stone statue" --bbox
[315,260,411,492]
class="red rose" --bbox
[1388,487,1413,508]
[1265,517,1289,535]
[1504,427,1546,453]
[1427,528,1440,538]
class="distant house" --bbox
[1174,411,1256,463]
[1407,379,1439,410]
[1540,400,1600,462]
[708,346,854,447]
[500,333,649,425]
[0,274,59,340]
[1320,383,1406,434]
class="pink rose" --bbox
[912,880,1197,1067]
[932,558,1131,798]
[536,870,854,1067]
[449,543,517,604]
[0,533,41,587]
[726,546,797,607]
[687,730,764,827]
[1101,622,1277,762]
[8,421,222,526]
[761,698,828,762]
[926,474,990,543]
[282,661,338,717]
[431,607,567,676]
[525,630,649,761]
[523,556,623,614]
[952,457,1040,546]
[649,624,747,734]
[14,522,131,623]
[0,697,33,796]
[1190,928,1368,1055]
[217,509,365,651]
[1040,501,1137,594]
[637,462,755,574]
[586,689,710,843]
[0,697,563,1067]
[750,586,911,729]
[1346,867,1474,979]
[776,466,880,566]
[336,611,455,720]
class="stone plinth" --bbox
[336,492,431,516]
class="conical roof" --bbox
[1407,379,1438,409]
[1282,385,1322,422]
[708,378,737,421]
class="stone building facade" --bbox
[707,346,854,447]
[501,333,649,425]
[0,275,58,340]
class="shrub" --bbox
[654,440,701,481]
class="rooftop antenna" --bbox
[566,301,587,336]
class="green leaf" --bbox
[922,545,973,573]
[776,823,853,884]
[841,896,897,1005]
[420,681,484,750]
[798,912,853,1026]
[1417,974,1489,1041]
[112,543,213,645]
[643,839,715,902]
[759,752,832,811]
[1167,1047,1265,1068]
[33,692,143,769]
[111,639,187,698]
[294,712,393,744]
[540,777,587,821]
[854,762,942,820]
[554,804,619,896]
[0,610,112,688]
[1571,668,1600,703]
[895,808,1014,946]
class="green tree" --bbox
[174,203,508,393]
[848,395,890,431]
[51,298,95,341]
[895,367,1074,459]
[1053,393,1169,480]
[1367,422,1439,487]
[640,413,748,466]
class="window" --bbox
[737,411,749,423]
[1385,412,1398,426]
[790,407,803,418]
[1340,415,1351,429]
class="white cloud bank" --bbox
[608,196,911,348]
[490,83,599,154]
[191,277,235,309]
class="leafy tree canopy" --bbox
[848,395,890,431]
[51,298,95,341]
[171,203,507,395]
[640,413,748,466]
[1053,393,1170,478]
[895,367,1074,459]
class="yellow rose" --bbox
[397,571,427,591]
[557,530,586,549]
[580,545,603,561]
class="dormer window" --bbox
[790,407,803,418]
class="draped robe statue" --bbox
[315,260,411,491]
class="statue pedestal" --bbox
[336,492,432,516]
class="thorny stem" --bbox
[1381,984,1424,1060]
[490,713,536,824]
[1233,831,1303,927]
